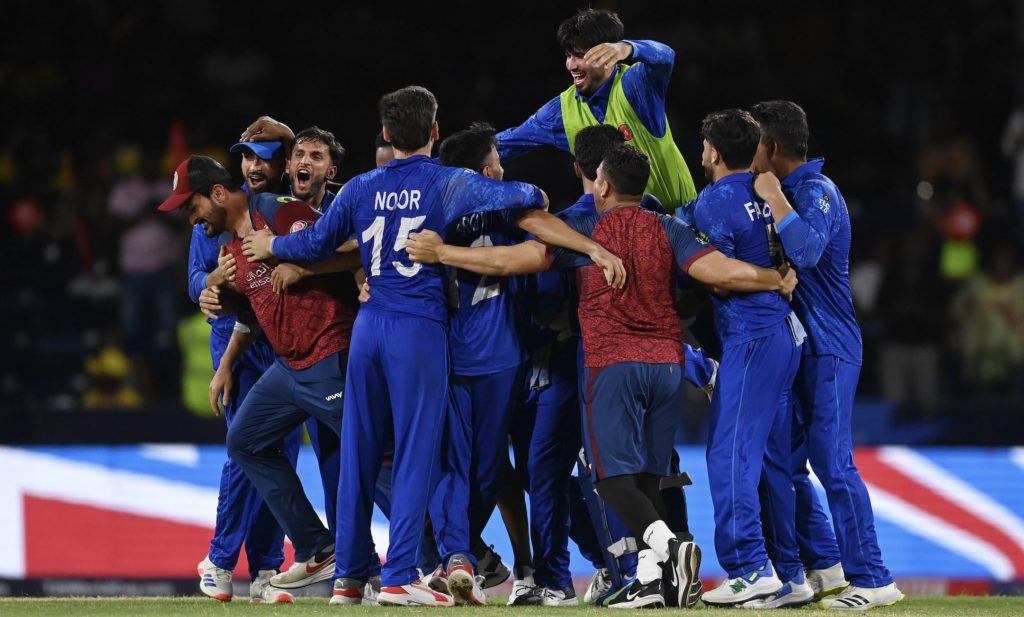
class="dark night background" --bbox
[4,0,1024,444]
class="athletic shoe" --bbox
[703,358,719,402]
[477,544,511,589]
[270,543,335,589]
[363,575,381,606]
[378,583,455,607]
[605,577,665,609]
[422,563,448,594]
[197,555,232,602]
[665,539,702,608]
[329,577,365,606]
[742,578,814,609]
[506,573,538,606]
[819,583,904,611]
[583,568,611,604]
[807,563,849,600]
[701,561,782,606]
[445,553,487,606]
[536,586,578,606]
[249,570,293,604]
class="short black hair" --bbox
[700,109,761,169]
[749,100,809,159]
[196,177,241,197]
[557,8,624,55]
[439,122,497,172]
[378,85,437,152]
[574,125,624,181]
[374,131,390,149]
[294,126,346,166]
[600,144,649,197]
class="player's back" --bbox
[446,209,526,375]
[784,163,861,363]
[576,206,684,368]
[692,172,790,347]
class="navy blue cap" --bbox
[229,140,284,159]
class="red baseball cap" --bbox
[157,155,233,212]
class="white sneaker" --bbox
[249,570,293,604]
[363,575,381,606]
[378,583,455,606]
[583,568,611,604]
[819,583,904,610]
[742,578,814,609]
[807,562,849,600]
[538,586,578,606]
[507,574,538,606]
[330,577,364,606]
[197,555,232,602]
[701,561,782,606]
[270,543,335,589]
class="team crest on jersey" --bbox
[617,123,634,141]
[695,230,711,246]
[290,220,310,233]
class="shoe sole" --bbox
[252,594,293,605]
[329,596,363,606]
[378,593,454,607]
[608,596,665,609]
[818,592,905,611]
[702,582,782,608]
[446,570,486,606]
[200,591,231,602]
[675,542,702,608]
[270,558,335,589]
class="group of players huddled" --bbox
[159,7,904,611]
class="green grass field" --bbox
[0,597,1022,617]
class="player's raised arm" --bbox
[755,171,831,270]
[245,188,355,264]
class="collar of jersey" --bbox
[781,157,826,189]
[385,154,432,168]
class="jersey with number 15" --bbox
[271,154,546,323]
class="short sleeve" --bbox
[661,215,715,272]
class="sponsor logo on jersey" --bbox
[290,220,309,233]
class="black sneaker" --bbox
[667,538,702,608]
[604,578,665,609]
[476,544,511,589]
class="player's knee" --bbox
[225,425,249,460]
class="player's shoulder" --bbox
[792,174,841,215]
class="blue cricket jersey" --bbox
[775,159,862,364]
[446,209,527,376]
[496,40,674,157]
[691,172,791,348]
[271,155,546,323]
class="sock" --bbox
[642,520,674,562]
[636,549,662,584]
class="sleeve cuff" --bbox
[775,211,798,233]
[269,236,278,258]
[681,246,716,273]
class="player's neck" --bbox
[307,187,326,210]
[597,195,641,213]
[394,142,433,160]
[775,158,805,181]
[712,166,747,183]
[581,177,596,195]
[225,193,252,236]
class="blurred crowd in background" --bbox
[4,0,1024,444]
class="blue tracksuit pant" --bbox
[707,321,800,579]
[335,310,449,587]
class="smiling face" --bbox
[240,150,285,194]
[184,190,227,237]
[288,138,336,201]
[565,49,613,96]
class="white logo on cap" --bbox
[172,171,179,191]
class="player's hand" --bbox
[216,245,237,285]
[358,281,371,303]
[240,116,295,143]
[209,365,234,416]
[199,286,223,319]
[583,41,632,70]
[778,263,798,301]
[407,230,445,264]
[242,229,276,262]
[588,245,627,289]
[271,262,306,293]
[754,171,784,201]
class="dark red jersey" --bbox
[224,193,358,370]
